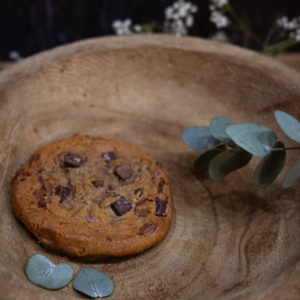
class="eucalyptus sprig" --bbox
[182,110,300,188]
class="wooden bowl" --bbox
[0,35,299,300]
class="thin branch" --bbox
[271,146,300,152]
[225,5,263,46]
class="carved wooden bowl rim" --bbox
[0,35,299,300]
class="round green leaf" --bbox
[194,144,227,173]
[274,110,300,143]
[182,127,220,152]
[253,141,286,188]
[209,150,252,181]
[73,267,114,298]
[209,116,235,147]
[226,123,277,156]
[25,254,74,290]
[282,158,300,188]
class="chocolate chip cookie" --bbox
[11,135,172,259]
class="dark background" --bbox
[0,0,299,60]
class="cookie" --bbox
[11,135,172,259]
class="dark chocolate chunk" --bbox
[37,168,45,174]
[86,214,94,223]
[146,167,155,179]
[139,223,158,235]
[91,180,102,189]
[43,180,53,196]
[156,161,163,168]
[37,198,47,208]
[136,210,150,217]
[29,154,40,167]
[102,151,116,163]
[63,152,84,168]
[134,188,143,197]
[37,175,44,184]
[155,198,168,217]
[114,164,133,180]
[55,185,73,203]
[106,184,114,191]
[33,190,48,208]
[16,170,29,182]
[110,197,132,216]
[158,179,165,194]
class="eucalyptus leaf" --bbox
[274,110,300,143]
[25,254,74,290]
[182,127,220,152]
[194,144,227,173]
[73,266,114,298]
[209,116,236,147]
[209,150,252,182]
[253,141,286,188]
[226,123,277,156]
[282,158,300,188]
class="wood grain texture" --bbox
[0,35,299,300]
[277,53,300,73]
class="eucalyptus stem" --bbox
[263,38,298,55]
[271,146,300,152]
[225,5,263,46]
[262,27,275,50]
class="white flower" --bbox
[173,1,180,10]
[172,12,180,20]
[164,18,187,36]
[210,31,229,42]
[210,11,229,28]
[185,15,194,27]
[123,19,132,27]
[178,5,189,18]
[165,7,174,20]
[9,50,22,61]
[210,0,228,9]
[164,0,198,19]
[133,25,142,32]
[112,20,122,30]
[190,5,198,13]
[112,19,132,35]
[276,15,300,42]
[277,16,299,31]
[209,4,216,11]
[290,29,300,42]
[163,0,198,35]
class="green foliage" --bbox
[73,267,114,298]
[182,126,219,152]
[226,123,277,156]
[209,116,235,147]
[182,110,300,188]
[209,149,252,182]
[253,141,286,188]
[275,110,300,143]
[194,144,226,173]
[25,254,74,290]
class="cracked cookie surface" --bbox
[11,135,172,259]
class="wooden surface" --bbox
[277,53,300,72]
[0,35,300,300]
[2,51,300,73]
